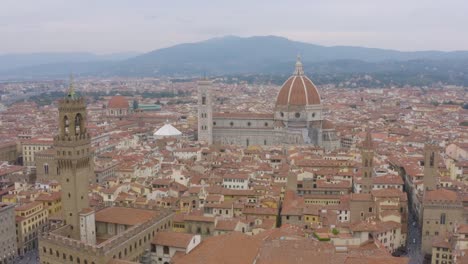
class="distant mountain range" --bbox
[1,36,468,86]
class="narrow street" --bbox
[14,250,39,264]
[406,194,423,264]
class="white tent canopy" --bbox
[154,123,182,139]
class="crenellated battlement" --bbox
[54,133,91,143]
[41,207,173,256]
[59,96,86,105]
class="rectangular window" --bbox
[202,96,206,105]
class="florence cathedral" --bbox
[198,57,341,150]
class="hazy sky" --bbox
[1,0,467,54]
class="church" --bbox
[198,57,340,151]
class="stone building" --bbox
[0,203,17,264]
[197,57,340,151]
[106,95,130,119]
[360,131,374,194]
[421,188,465,256]
[21,138,53,167]
[349,189,408,225]
[53,85,92,240]
[39,82,174,264]
[420,141,467,258]
[423,142,440,191]
[150,232,201,264]
[35,149,57,182]
[0,141,18,163]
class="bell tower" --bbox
[360,130,374,193]
[423,142,439,191]
[55,77,92,239]
[197,79,213,144]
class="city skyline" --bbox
[1,2,467,264]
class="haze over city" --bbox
[2,0,468,53]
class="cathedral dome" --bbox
[108,95,129,109]
[275,57,321,108]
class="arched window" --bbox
[64,115,70,135]
[365,159,368,167]
[440,213,446,225]
[295,112,300,118]
[75,113,83,135]
[429,152,435,167]
[44,164,49,175]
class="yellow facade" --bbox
[2,195,16,204]
[15,202,49,255]
[36,192,62,215]
[304,197,340,206]
[304,214,321,225]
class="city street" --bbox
[14,250,39,264]
[406,203,423,264]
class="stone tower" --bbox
[197,79,213,144]
[54,78,92,239]
[360,130,374,193]
[286,172,297,192]
[423,142,439,191]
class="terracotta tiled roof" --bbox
[424,188,459,203]
[215,219,239,231]
[108,95,129,109]
[172,232,263,264]
[344,256,409,264]
[276,75,320,107]
[152,231,195,249]
[95,207,158,226]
